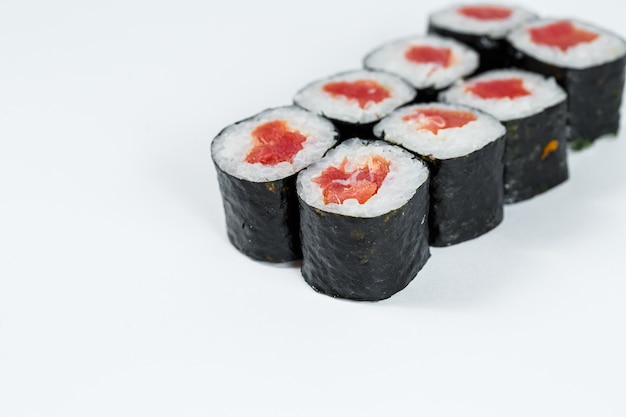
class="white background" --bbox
[1,1,625,416]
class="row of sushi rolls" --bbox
[211,4,626,301]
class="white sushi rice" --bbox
[364,35,479,90]
[374,103,505,159]
[429,4,537,38]
[211,106,338,182]
[507,18,626,69]
[293,70,416,125]
[297,138,429,218]
[439,69,566,121]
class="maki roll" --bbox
[364,35,479,102]
[374,103,506,246]
[440,69,568,203]
[293,70,415,140]
[211,106,338,262]
[428,4,537,72]
[297,139,430,301]
[507,19,626,149]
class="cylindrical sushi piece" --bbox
[374,103,506,246]
[428,4,537,72]
[507,19,626,149]
[211,106,338,262]
[293,70,416,140]
[440,69,568,203]
[297,139,430,301]
[364,35,479,102]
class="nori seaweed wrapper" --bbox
[508,48,626,149]
[413,86,446,103]
[299,180,430,302]
[423,137,505,246]
[327,118,377,141]
[502,101,569,203]
[214,164,302,262]
[294,69,416,143]
[428,24,509,73]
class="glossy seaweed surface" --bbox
[509,50,626,149]
[425,136,505,246]
[414,86,446,103]
[502,101,569,203]
[299,182,430,301]
[328,118,378,141]
[214,165,302,262]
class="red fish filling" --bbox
[245,120,306,166]
[466,78,531,99]
[529,20,599,51]
[314,156,390,204]
[405,45,452,67]
[322,80,391,109]
[458,5,512,20]
[402,107,477,134]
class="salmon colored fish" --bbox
[529,21,599,51]
[314,156,390,204]
[466,78,531,99]
[245,120,306,165]
[458,5,512,20]
[402,107,477,134]
[322,79,391,109]
[405,45,452,67]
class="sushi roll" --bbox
[507,19,626,149]
[428,4,537,72]
[211,106,338,262]
[293,70,415,140]
[297,139,430,301]
[374,103,506,246]
[364,35,479,102]
[440,69,568,203]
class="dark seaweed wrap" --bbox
[502,101,569,203]
[508,49,626,149]
[214,164,301,262]
[413,87,446,104]
[325,118,378,141]
[299,180,430,302]
[423,137,505,246]
[428,24,508,73]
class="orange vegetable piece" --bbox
[541,139,559,160]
